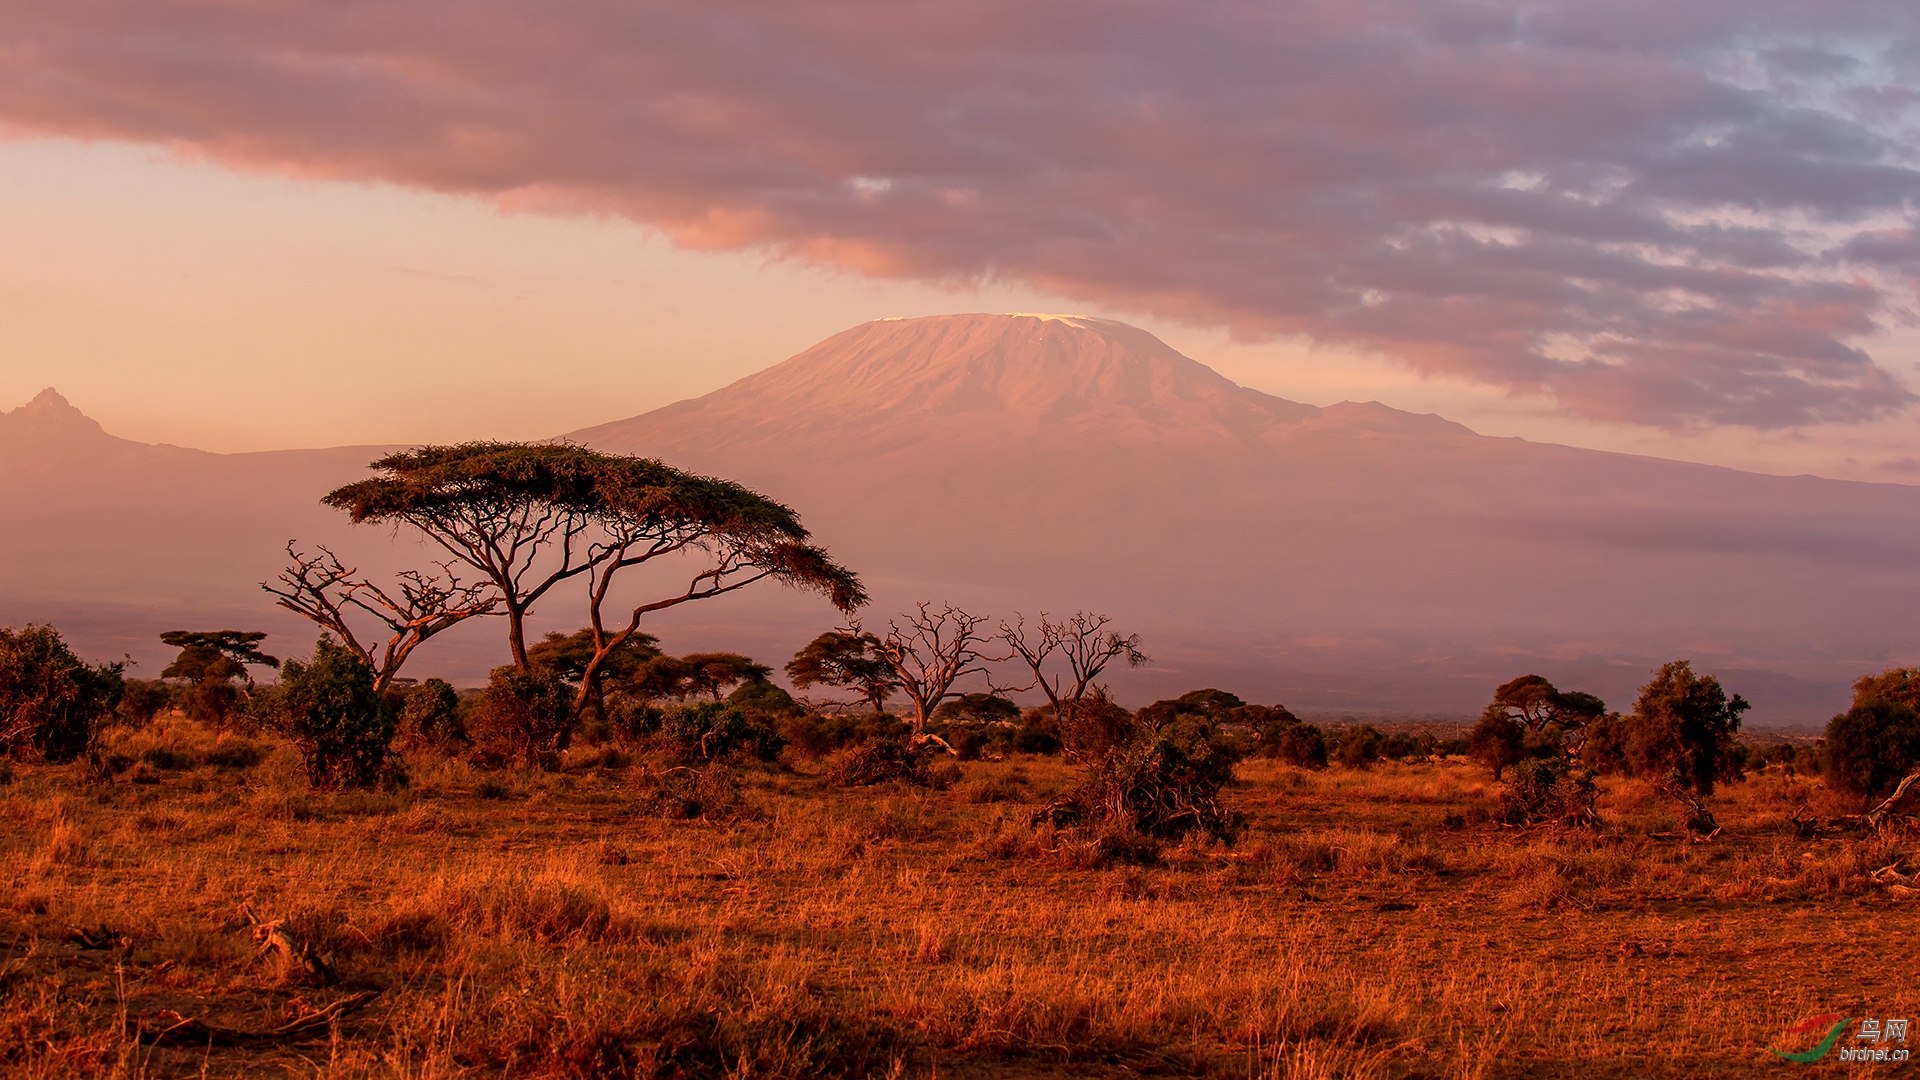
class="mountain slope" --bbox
[0,390,447,673]
[6,315,1918,722]
[575,314,1920,722]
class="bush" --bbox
[1272,722,1328,768]
[1380,732,1424,761]
[1496,757,1598,826]
[469,666,573,768]
[1331,724,1383,768]
[176,680,243,728]
[778,710,906,757]
[1580,712,1630,773]
[1823,700,1920,798]
[937,715,1060,760]
[634,764,744,819]
[1617,660,1749,796]
[657,702,784,762]
[1011,721,1062,755]
[1051,717,1243,842]
[1053,690,1138,761]
[1469,712,1524,778]
[0,624,123,763]
[115,678,172,727]
[827,738,936,787]
[251,636,394,788]
[398,678,464,749]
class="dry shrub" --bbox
[468,666,572,769]
[1497,758,1599,826]
[633,764,745,820]
[1276,828,1440,878]
[1493,836,1640,909]
[958,769,1030,804]
[1043,723,1243,848]
[826,738,935,787]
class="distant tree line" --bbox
[5,437,1917,854]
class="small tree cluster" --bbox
[1823,669,1920,802]
[1582,660,1747,834]
[0,624,123,763]
[158,630,278,727]
[1469,674,1605,780]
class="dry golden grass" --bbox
[1,721,1915,1078]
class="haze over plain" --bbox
[6,313,1918,724]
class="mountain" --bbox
[573,314,1920,723]
[6,315,1919,722]
[0,390,478,675]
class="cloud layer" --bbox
[3,0,1918,426]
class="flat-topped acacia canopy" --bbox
[305,443,863,698]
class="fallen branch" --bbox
[1866,770,1920,833]
[66,924,127,951]
[135,991,377,1046]
[1870,860,1914,886]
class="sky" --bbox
[2,1,1919,480]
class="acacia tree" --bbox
[565,456,863,745]
[313,444,862,745]
[872,604,996,734]
[265,544,496,693]
[158,630,279,725]
[319,443,609,670]
[1483,674,1605,754]
[679,653,773,700]
[786,630,897,712]
[1000,612,1146,759]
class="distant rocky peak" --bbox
[1,387,111,443]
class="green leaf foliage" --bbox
[399,677,464,748]
[470,666,573,769]
[0,624,123,762]
[252,636,393,788]
[1618,660,1749,796]
[1822,699,1920,798]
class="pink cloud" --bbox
[1,0,1917,427]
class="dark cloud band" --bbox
[2,0,1916,427]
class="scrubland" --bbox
[1,722,1914,1079]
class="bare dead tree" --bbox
[264,543,497,692]
[1000,612,1147,758]
[871,603,996,733]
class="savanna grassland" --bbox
[1,723,1914,1080]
